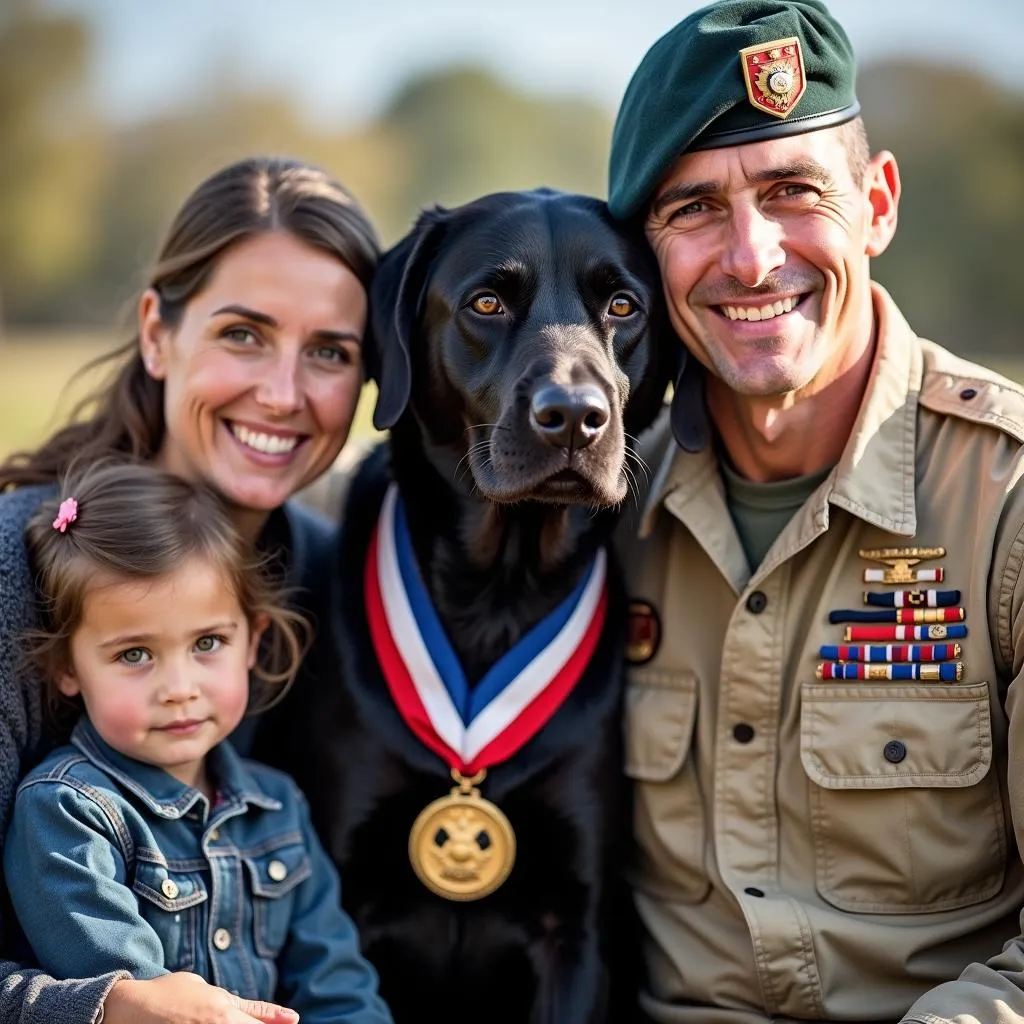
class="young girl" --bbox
[4,461,392,1024]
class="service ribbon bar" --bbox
[863,567,944,583]
[863,589,960,608]
[818,643,960,663]
[828,607,965,625]
[816,662,964,682]
[843,623,968,642]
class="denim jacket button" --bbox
[160,878,179,900]
[213,928,232,951]
[267,859,288,882]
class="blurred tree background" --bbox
[0,0,1021,456]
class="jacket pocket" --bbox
[132,855,209,971]
[624,668,708,902]
[800,681,1005,913]
[244,834,312,958]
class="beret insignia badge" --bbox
[738,37,806,119]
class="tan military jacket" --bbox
[616,285,1024,1023]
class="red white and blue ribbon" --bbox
[365,484,608,774]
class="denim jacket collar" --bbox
[71,717,282,820]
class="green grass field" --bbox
[0,331,380,462]
[2,331,1022,463]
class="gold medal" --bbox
[409,769,515,901]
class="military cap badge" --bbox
[738,37,806,119]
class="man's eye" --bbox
[119,648,150,666]
[469,294,503,315]
[194,635,223,654]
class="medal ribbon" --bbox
[365,484,608,774]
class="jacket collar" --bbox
[71,717,282,819]
[641,284,922,543]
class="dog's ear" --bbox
[366,207,448,430]
[670,350,709,453]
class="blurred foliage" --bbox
[0,0,1021,357]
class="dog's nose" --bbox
[530,384,610,450]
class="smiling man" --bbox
[610,2,1024,1022]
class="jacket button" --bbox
[744,886,765,897]
[733,723,755,744]
[213,928,232,951]
[883,740,907,764]
[160,879,179,900]
[746,591,768,614]
[959,387,977,401]
[268,860,288,882]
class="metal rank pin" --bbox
[859,546,945,584]
[817,662,964,682]
[863,589,960,608]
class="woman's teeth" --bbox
[722,295,800,321]
[230,424,299,454]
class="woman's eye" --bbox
[118,648,150,666]
[608,295,636,318]
[470,294,503,316]
[224,326,258,345]
[312,345,355,366]
[194,635,223,654]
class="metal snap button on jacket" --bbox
[883,740,907,764]
[213,928,232,951]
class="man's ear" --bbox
[247,614,270,670]
[138,288,170,380]
[865,150,900,259]
[365,207,448,430]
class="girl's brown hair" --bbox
[1,156,380,490]
[24,460,308,720]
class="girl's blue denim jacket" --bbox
[3,717,393,1024]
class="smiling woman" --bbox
[0,157,380,1024]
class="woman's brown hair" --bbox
[24,459,308,720]
[0,156,380,490]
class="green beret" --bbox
[608,0,860,219]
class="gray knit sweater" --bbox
[0,483,332,1023]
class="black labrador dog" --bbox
[257,190,674,1023]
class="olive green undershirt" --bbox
[720,458,834,571]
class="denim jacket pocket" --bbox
[132,853,209,971]
[244,833,312,958]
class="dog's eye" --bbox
[470,294,503,316]
[608,295,635,317]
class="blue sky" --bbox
[52,0,1024,127]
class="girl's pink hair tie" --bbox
[52,497,78,533]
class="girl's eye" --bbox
[608,295,636,318]
[470,294,503,316]
[194,635,223,654]
[119,648,150,666]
